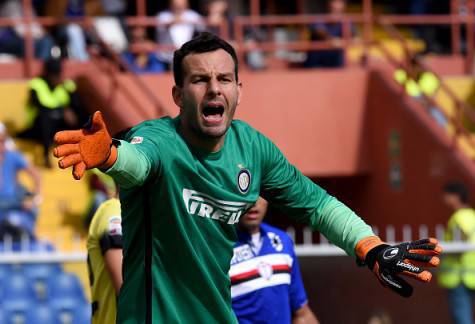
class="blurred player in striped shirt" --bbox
[230,197,319,324]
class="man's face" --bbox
[239,197,268,230]
[173,49,242,140]
[171,0,188,13]
[443,192,460,210]
[329,0,345,14]
[131,27,146,43]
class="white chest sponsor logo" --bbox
[182,189,250,224]
[231,244,254,264]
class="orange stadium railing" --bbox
[1,0,474,77]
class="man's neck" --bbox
[179,123,225,153]
[457,203,470,210]
[247,225,260,235]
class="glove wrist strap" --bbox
[355,236,384,264]
[99,144,118,170]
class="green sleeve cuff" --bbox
[105,140,152,189]
[313,196,375,257]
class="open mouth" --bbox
[202,104,225,124]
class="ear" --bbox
[236,81,243,106]
[172,85,183,108]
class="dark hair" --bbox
[44,57,62,75]
[173,32,238,87]
[443,181,469,203]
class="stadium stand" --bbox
[0,261,89,323]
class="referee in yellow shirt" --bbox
[87,197,122,324]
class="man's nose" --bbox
[207,78,221,96]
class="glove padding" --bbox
[53,111,117,180]
[356,237,442,298]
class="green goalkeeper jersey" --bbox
[106,116,373,324]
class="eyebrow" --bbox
[188,72,234,79]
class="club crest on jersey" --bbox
[237,169,251,194]
[130,136,143,144]
[257,261,274,280]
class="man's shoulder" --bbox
[183,9,202,20]
[89,198,121,239]
[128,117,177,139]
[156,10,172,21]
[453,208,475,221]
[261,223,294,246]
[230,120,265,140]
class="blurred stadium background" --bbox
[1,0,475,323]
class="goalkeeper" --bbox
[54,32,442,324]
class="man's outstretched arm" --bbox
[53,111,154,188]
[259,133,442,297]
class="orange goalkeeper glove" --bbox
[53,111,117,180]
[356,236,442,297]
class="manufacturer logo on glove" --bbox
[397,261,420,272]
[383,248,399,260]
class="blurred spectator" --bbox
[393,57,446,127]
[0,0,54,59]
[99,0,126,17]
[84,169,118,228]
[18,58,84,167]
[204,0,230,38]
[230,197,319,324]
[63,0,89,61]
[0,122,16,151]
[87,197,122,324]
[203,0,266,70]
[409,0,451,54]
[122,26,166,74]
[0,128,42,241]
[304,0,354,68]
[367,310,393,324]
[439,181,475,324]
[156,0,204,67]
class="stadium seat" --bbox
[24,263,62,301]
[48,273,86,310]
[73,302,92,324]
[1,305,27,324]
[2,273,34,310]
[0,263,8,280]
[23,263,61,279]
[25,304,56,324]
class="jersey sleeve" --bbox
[258,134,374,256]
[99,215,123,255]
[90,200,123,254]
[289,243,308,312]
[106,125,162,189]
